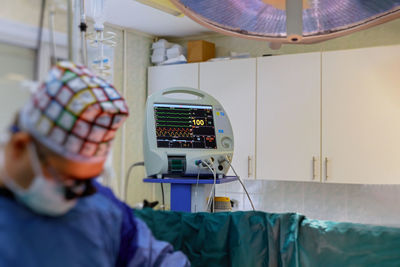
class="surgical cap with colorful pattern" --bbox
[18,61,129,163]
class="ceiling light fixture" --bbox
[134,0,184,17]
[170,0,400,44]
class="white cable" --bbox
[194,166,201,212]
[224,156,255,211]
[203,160,216,213]
[124,162,145,201]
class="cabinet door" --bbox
[322,45,400,184]
[200,58,256,179]
[257,53,321,181]
[148,63,199,96]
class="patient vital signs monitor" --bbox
[144,87,234,178]
[154,103,217,149]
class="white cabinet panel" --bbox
[322,45,400,184]
[200,58,256,179]
[148,63,199,96]
[256,53,321,181]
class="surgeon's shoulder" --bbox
[89,181,138,227]
[91,181,132,212]
[91,181,142,266]
[90,182,190,267]
[92,180,120,202]
[73,181,128,221]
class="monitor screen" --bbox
[154,103,217,149]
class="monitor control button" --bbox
[221,137,233,149]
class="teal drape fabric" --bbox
[135,209,400,267]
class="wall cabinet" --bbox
[147,44,400,184]
[322,45,400,184]
[148,63,199,95]
[256,53,321,181]
[200,58,256,179]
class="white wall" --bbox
[0,43,34,132]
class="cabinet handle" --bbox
[248,156,252,178]
[312,156,316,180]
[325,157,329,181]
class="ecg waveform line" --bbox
[156,125,191,128]
[156,107,192,110]
[156,120,191,123]
[156,116,190,119]
[155,108,193,130]
[155,111,192,116]
[156,127,192,137]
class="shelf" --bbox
[143,176,238,185]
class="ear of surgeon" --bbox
[0,131,98,216]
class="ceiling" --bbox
[97,0,212,37]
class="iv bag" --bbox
[87,0,107,30]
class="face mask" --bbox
[0,143,77,216]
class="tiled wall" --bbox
[216,180,400,227]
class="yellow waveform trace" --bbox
[156,127,192,138]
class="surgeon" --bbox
[0,61,189,267]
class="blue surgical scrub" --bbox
[0,182,189,267]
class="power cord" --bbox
[223,156,255,211]
[160,181,165,211]
[194,165,201,212]
[202,160,217,213]
[195,159,217,213]
[124,162,145,202]
[125,162,165,211]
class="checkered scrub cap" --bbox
[18,61,129,163]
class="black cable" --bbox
[34,0,46,81]
[160,182,165,211]
[125,162,145,201]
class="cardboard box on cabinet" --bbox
[187,40,215,63]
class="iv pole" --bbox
[67,0,74,61]
[67,0,87,64]
[80,0,88,66]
